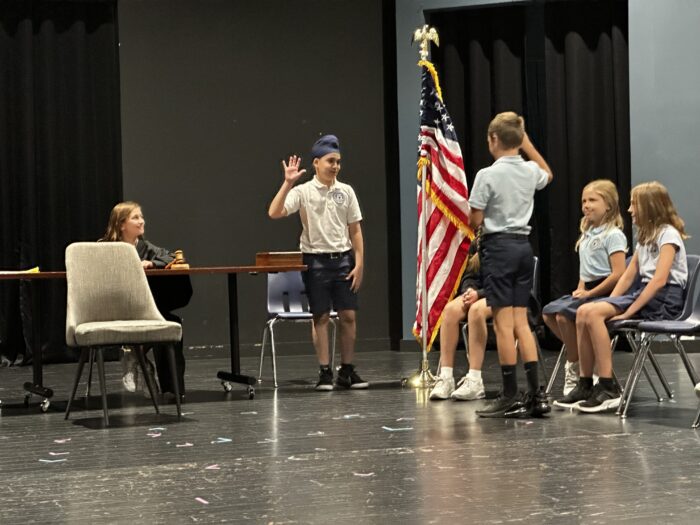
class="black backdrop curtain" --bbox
[429,0,630,312]
[0,0,122,364]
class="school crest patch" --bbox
[330,190,347,205]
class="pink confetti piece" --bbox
[53,438,71,444]
[147,433,162,438]
[176,442,194,448]
[205,464,220,470]
[39,459,66,463]
[195,497,209,505]
[49,452,70,456]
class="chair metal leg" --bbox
[693,405,700,429]
[671,336,700,385]
[461,322,470,369]
[645,344,674,398]
[618,331,644,414]
[65,348,89,420]
[85,350,95,399]
[330,318,338,370]
[258,324,270,383]
[641,363,664,402]
[166,344,182,420]
[95,348,110,427]
[620,339,651,419]
[269,319,278,388]
[545,345,566,397]
[135,347,160,414]
[534,330,549,387]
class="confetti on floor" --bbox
[381,426,413,432]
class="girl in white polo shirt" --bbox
[542,179,627,404]
[573,181,688,413]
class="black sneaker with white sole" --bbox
[576,383,621,413]
[315,367,334,391]
[336,364,369,389]
[553,381,593,409]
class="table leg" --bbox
[23,279,54,406]
[217,273,256,396]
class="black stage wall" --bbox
[118,0,394,352]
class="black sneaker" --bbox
[576,383,621,413]
[523,386,551,417]
[315,368,334,391]
[336,364,369,389]
[553,381,592,409]
[476,393,523,418]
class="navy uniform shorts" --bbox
[480,233,533,308]
[302,251,359,315]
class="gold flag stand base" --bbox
[404,359,436,389]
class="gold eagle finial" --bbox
[412,25,439,61]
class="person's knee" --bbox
[444,300,465,325]
[313,313,332,327]
[338,310,356,326]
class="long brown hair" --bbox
[575,179,624,252]
[100,201,142,242]
[631,181,688,245]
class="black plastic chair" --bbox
[459,256,549,383]
[614,254,700,419]
[257,271,337,388]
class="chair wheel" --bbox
[247,386,255,399]
[24,394,31,407]
[221,381,233,393]
[40,399,50,412]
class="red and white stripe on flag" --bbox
[413,60,473,350]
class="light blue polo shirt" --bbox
[468,156,549,235]
[578,226,627,282]
[637,224,687,287]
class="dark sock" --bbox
[340,363,353,371]
[523,361,539,393]
[501,364,518,398]
[579,376,594,389]
[599,377,616,391]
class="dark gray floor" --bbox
[1,348,700,524]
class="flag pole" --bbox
[405,25,439,390]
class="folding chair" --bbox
[614,254,700,419]
[258,271,337,388]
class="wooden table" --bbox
[0,264,306,406]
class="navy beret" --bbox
[311,134,340,159]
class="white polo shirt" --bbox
[283,176,363,253]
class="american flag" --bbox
[413,60,473,350]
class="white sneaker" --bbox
[122,371,137,392]
[451,375,485,400]
[429,377,455,400]
[563,361,579,396]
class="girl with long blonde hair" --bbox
[542,180,627,406]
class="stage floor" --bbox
[1,348,700,524]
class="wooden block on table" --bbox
[255,251,303,267]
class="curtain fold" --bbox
[0,0,122,364]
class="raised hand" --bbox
[282,155,307,184]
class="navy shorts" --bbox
[480,234,533,308]
[542,277,606,321]
[302,251,358,315]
